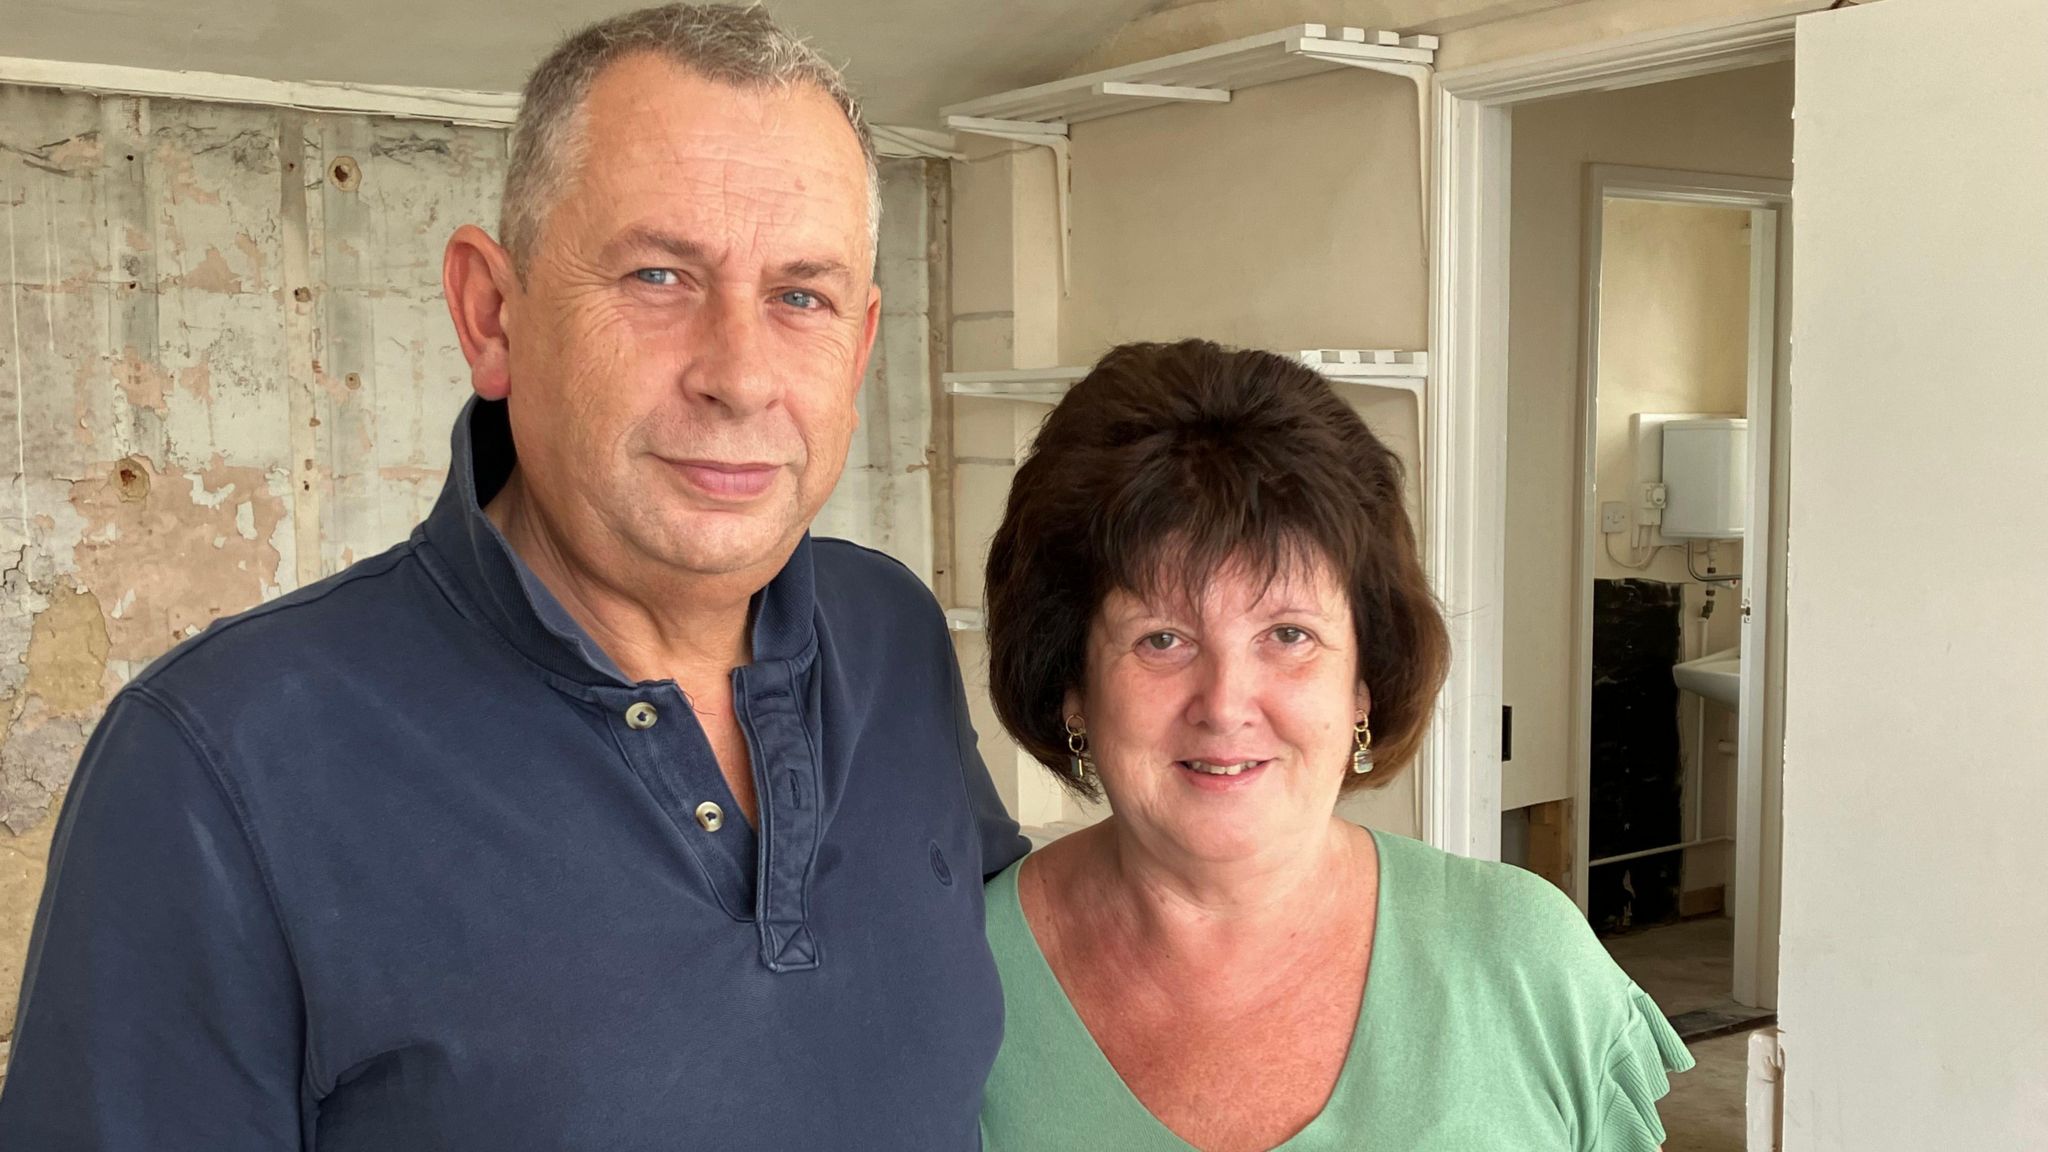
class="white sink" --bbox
[1673,646,1741,708]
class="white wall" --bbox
[1063,70,1429,839]
[947,66,1431,839]
[1504,64,1792,812]
[1780,0,2048,1144]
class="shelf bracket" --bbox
[871,123,965,161]
[1289,46,1433,266]
[946,115,1073,295]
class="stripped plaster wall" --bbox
[0,82,935,1058]
[813,158,936,585]
[0,86,501,1052]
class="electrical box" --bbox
[1660,418,1748,539]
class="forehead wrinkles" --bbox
[577,70,866,220]
[576,142,867,268]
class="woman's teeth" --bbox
[1181,760,1259,776]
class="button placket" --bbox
[735,660,823,972]
[608,685,757,917]
[623,699,732,834]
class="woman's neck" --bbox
[1059,817,1376,980]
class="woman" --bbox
[978,340,1690,1151]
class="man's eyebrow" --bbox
[600,226,713,267]
[779,258,853,281]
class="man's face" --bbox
[503,56,877,583]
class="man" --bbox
[0,5,1025,1148]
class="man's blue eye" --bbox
[781,290,821,310]
[634,269,679,286]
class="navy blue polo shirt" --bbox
[0,398,1028,1150]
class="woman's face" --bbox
[1069,552,1366,868]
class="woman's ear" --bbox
[1062,688,1084,727]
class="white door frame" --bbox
[1571,167,1789,1011]
[1423,0,1821,981]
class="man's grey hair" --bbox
[500,3,880,277]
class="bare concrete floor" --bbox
[1605,916,1755,1152]
[1605,915,1737,1016]
[1660,1032,1750,1152]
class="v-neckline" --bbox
[1002,827,1391,1152]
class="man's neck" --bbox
[484,470,759,684]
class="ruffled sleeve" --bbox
[1593,982,1697,1151]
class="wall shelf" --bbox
[942,367,1091,401]
[940,24,1437,127]
[945,607,986,633]
[940,23,1439,293]
[1297,348,1429,402]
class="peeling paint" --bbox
[233,232,268,290]
[376,464,444,485]
[0,784,63,1041]
[0,699,90,835]
[23,586,110,716]
[176,361,212,401]
[150,145,222,207]
[67,455,286,664]
[113,348,171,414]
[0,83,508,885]
[0,129,102,177]
[171,245,245,293]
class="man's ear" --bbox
[443,224,522,401]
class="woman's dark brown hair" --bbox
[983,339,1450,801]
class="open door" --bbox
[1780,0,2048,1146]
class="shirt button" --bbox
[695,801,724,832]
[624,702,658,730]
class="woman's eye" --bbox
[633,268,680,286]
[1141,632,1180,652]
[1273,626,1310,646]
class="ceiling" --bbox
[0,0,1622,125]
[0,0,1167,125]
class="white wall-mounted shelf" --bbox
[942,351,1427,404]
[940,23,1440,294]
[940,24,1437,126]
[942,367,1091,401]
[945,607,986,633]
[1297,349,1429,402]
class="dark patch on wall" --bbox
[1590,578,1684,934]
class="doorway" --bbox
[1572,171,1785,1042]
[1430,26,1804,1151]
